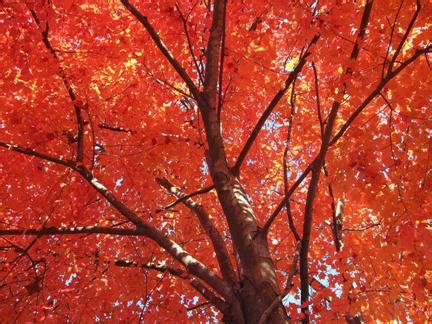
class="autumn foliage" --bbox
[0,0,431,322]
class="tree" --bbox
[0,0,430,322]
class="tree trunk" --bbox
[200,106,288,323]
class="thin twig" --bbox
[381,0,404,79]
[386,0,421,75]
[175,3,204,85]
[234,34,320,174]
[156,185,215,212]
[282,78,301,241]
[29,9,85,163]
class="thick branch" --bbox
[203,0,227,109]
[156,177,237,284]
[0,142,232,300]
[75,168,232,299]
[300,2,373,320]
[121,0,202,102]
[0,141,75,168]
[113,260,226,311]
[265,42,430,236]
[1,224,227,311]
[234,34,319,173]
[196,3,288,321]
[0,226,148,237]
[313,63,342,251]
[217,1,227,123]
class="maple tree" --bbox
[0,0,431,322]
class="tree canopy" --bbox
[0,0,431,322]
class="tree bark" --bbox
[196,1,290,322]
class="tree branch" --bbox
[29,9,85,163]
[323,165,342,252]
[0,141,232,300]
[264,39,430,237]
[113,259,226,311]
[217,0,227,124]
[344,222,380,232]
[187,302,211,311]
[0,141,75,168]
[312,62,324,138]
[156,184,215,212]
[381,0,404,79]
[313,63,342,251]
[0,225,147,237]
[263,163,313,233]
[329,44,431,147]
[75,168,233,300]
[121,0,202,102]
[156,177,237,284]
[1,224,228,311]
[203,0,227,109]
[299,2,373,320]
[175,3,205,86]
[386,0,421,75]
[233,34,319,173]
[98,123,133,134]
[282,78,301,241]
